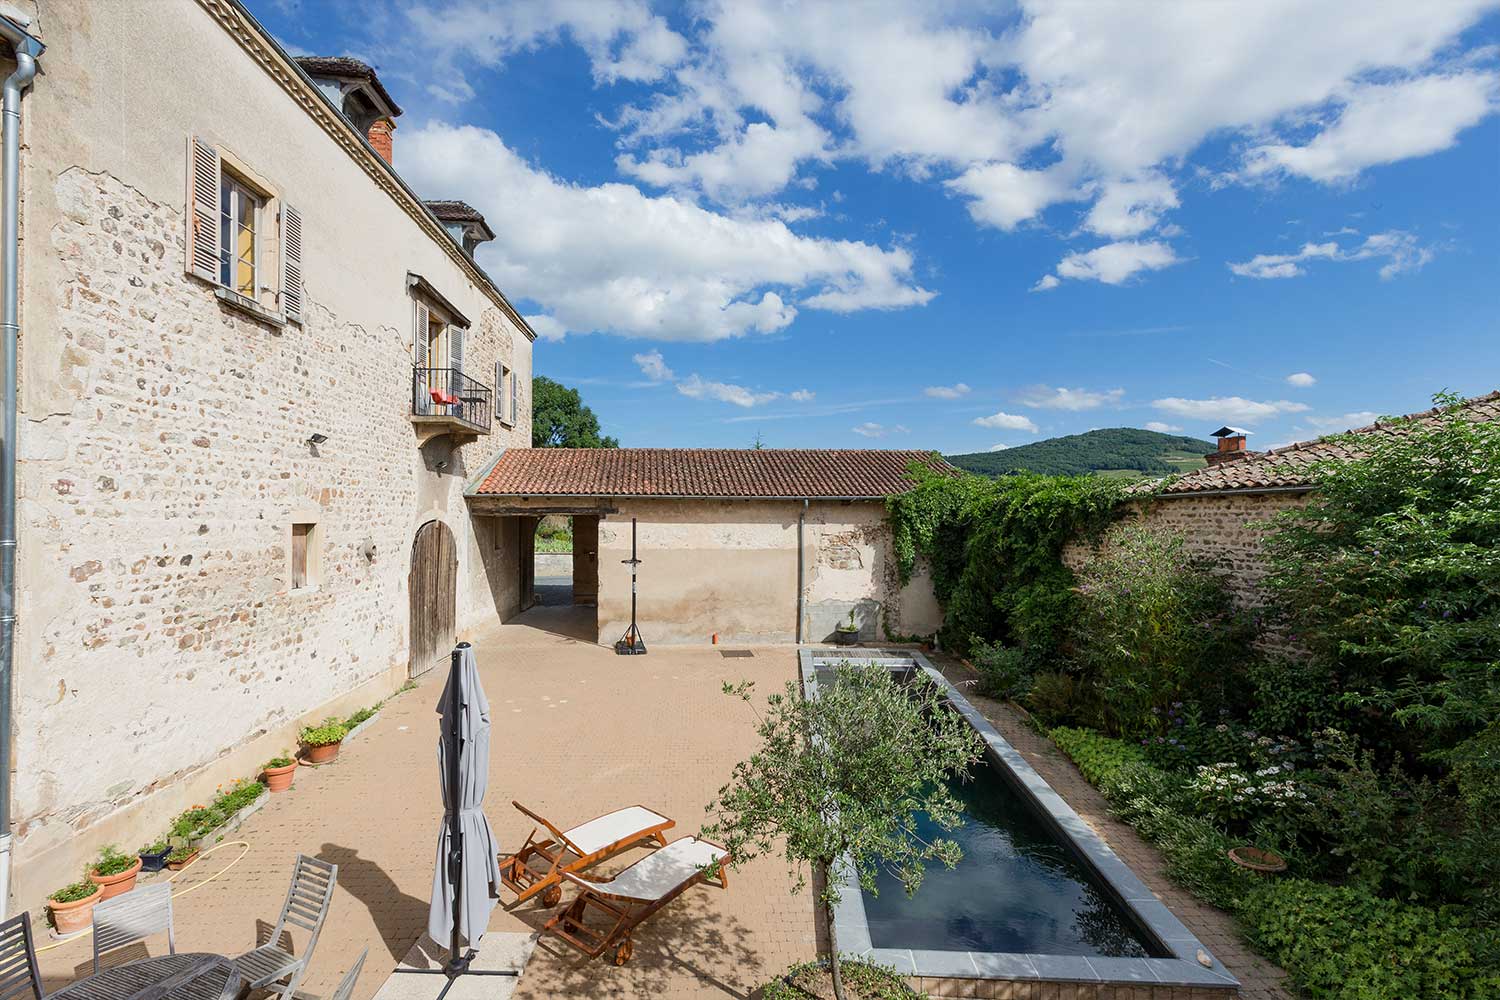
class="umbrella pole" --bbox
[394,641,518,997]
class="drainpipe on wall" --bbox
[795,500,807,643]
[0,13,43,919]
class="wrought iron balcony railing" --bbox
[411,366,492,435]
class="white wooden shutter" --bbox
[449,325,464,375]
[495,362,506,422]
[186,137,221,282]
[414,301,430,369]
[511,370,518,425]
[281,204,304,323]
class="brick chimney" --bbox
[367,117,395,165]
[1205,426,1256,465]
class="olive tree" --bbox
[705,662,982,1000]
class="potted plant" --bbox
[48,880,103,936]
[299,719,349,764]
[263,754,298,793]
[833,609,860,646]
[88,844,143,899]
[139,839,172,873]
[166,845,199,871]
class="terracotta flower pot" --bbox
[304,740,341,765]
[88,856,143,899]
[49,885,103,936]
[166,850,199,872]
[1227,845,1288,874]
[264,761,298,792]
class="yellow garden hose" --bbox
[33,840,253,953]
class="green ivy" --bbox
[886,465,1125,655]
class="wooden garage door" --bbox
[409,519,457,678]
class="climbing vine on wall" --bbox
[887,464,1127,658]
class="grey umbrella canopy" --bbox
[427,643,502,949]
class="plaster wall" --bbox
[7,0,533,907]
[595,499,942,645]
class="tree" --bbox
[705,663,981,1000]
[531,375,619,448]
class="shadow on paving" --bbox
[506,890,763,1000]
[321,843,434,965]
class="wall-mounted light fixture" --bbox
[307,433,329,446]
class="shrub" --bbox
[300,719,349,747]
[969,637,1028,700]
[90,844,137,877]
[1048,727,1143,784]
[758,959,925,999]
[1238,879,1500,1000]
[1024,672,1102,727]
[49,880,97,904]
[1071,528,1254,736]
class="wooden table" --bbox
[50,953,241,1000]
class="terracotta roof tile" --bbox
[471,448,955,499]
[1150,390,1500,496]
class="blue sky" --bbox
[253,0,1500,453]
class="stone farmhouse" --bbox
[0,0,541,906]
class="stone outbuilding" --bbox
[466,448,951,645]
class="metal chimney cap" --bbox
[1210,426,1251,438]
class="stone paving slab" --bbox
[371,933,534,1000]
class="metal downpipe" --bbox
[0,17,42,916]
[796,500,807,643]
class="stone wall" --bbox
[1063,490,1310,608]
[595,499,942,645]
[9,0,534,908]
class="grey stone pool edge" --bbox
[800,648,1239,991]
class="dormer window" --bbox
[424,201,496,256]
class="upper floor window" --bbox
[187,136,303,324]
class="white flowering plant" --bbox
[1190,760,1309,832]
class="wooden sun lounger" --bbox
[499,800,674,906]
[543,837,730,965]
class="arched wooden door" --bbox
[409,520,457,677]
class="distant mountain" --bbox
[946,428,1213,479]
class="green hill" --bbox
[947,427,1213,479]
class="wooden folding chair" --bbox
[543,837,729,966]
[499,800,673,907]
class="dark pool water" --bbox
[861,759,1159,957]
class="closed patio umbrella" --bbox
[427,642,502,956]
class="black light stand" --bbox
[614,518,647,655]
[393,642,517,998]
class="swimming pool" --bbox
[801,649,1238,994]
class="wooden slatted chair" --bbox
[0,912,43,1000]
[92,884,175,973]
[329,947,368,1000]
[500,800,674,907]
[235,854,337,1000]
[543,837,729,966]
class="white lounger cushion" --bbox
[573,838,726,902]
[565,805,670,857]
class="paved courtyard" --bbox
[35,618,1289,1000]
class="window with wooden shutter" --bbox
[282,204,304,323]
[449,325,464,376]
[511,369,519,426]
[187,137,221,281]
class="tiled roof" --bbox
[424,200,496,241]
[294,56,403,117]
[1152,391,1500,496]
[471,448,956,499]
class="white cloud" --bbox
[790,389,816,402]
[1285,372,1317,387]
[1040,241,1182,288]
[972,410,1039,433]
[1308,410,1381,430]
[1083,175,1180,238]
[1017,385,1125,410]
[852,421,909,438]
[633,349,675,382]
[1152,396,1312,425]
[524,313,568,341]
[1144,421,1183,433]
[946,163,1080,231]
[1241,71,1500,183]
[988,443,1012,452]
[1228,230,1438,280]
[924,383,971,399]
[676,374,780,407]
[398,123,932,341]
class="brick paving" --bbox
[35,624,1292,1000]
[932,658,1294,1000]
